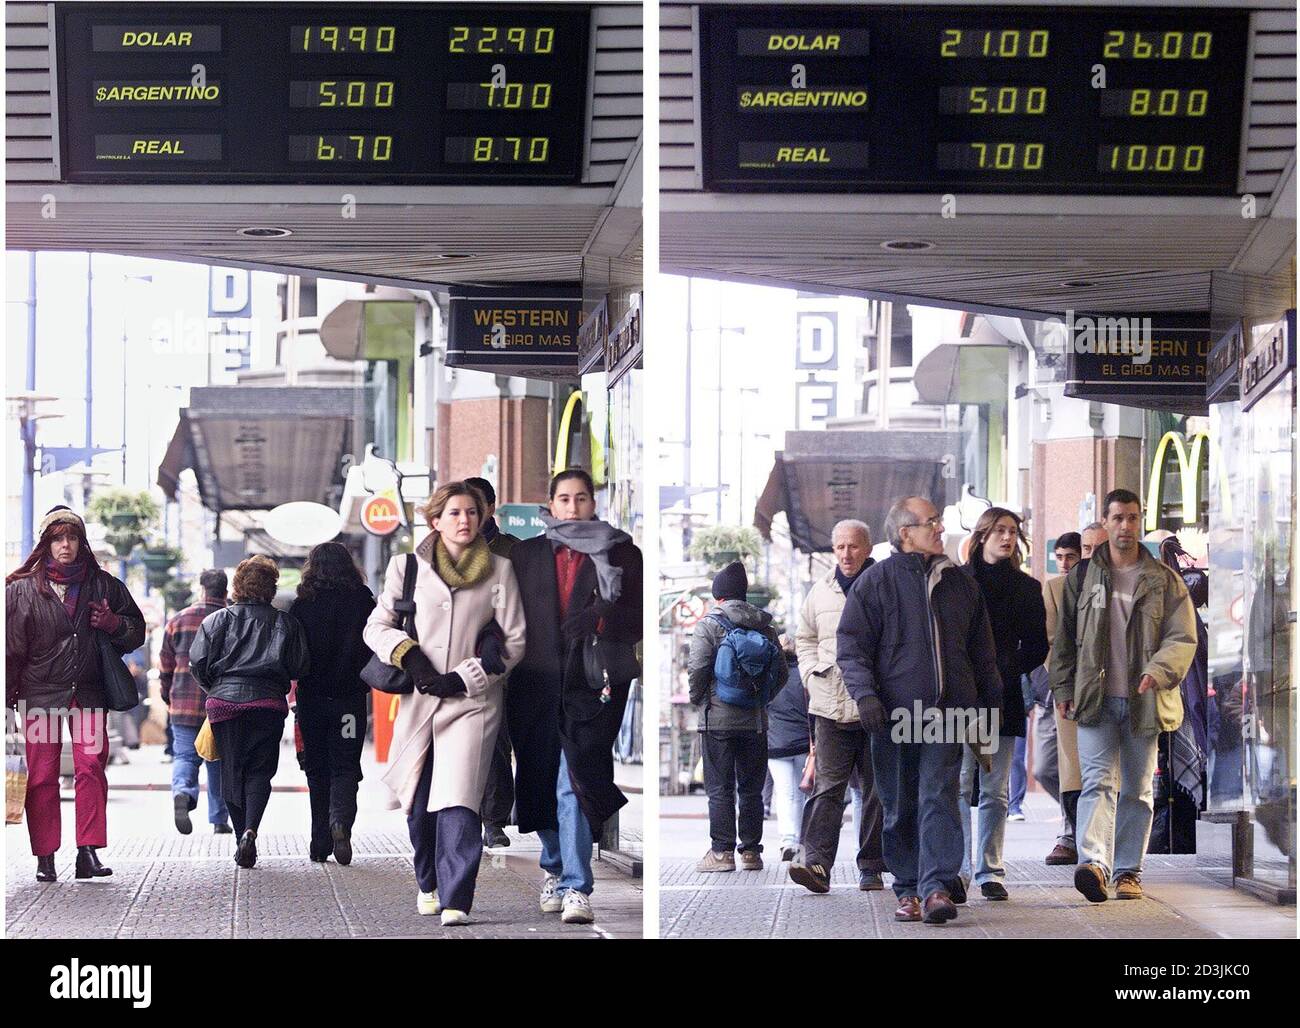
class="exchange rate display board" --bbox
[700,5,1249,193]
[57,4,589,183]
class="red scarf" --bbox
[44,556,90,620]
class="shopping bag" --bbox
[195,719,219,762]
[6,733,27,825]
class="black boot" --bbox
[309,831,331,862]
[331,822,352,866]
[235,830,257,868]
[36,854,57,882]
[174,793,193,835]
[75,846,112,879]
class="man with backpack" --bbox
[688,560,783,872]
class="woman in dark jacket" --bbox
[190,555,310,868]
[5,506,145,882]
[766,646,812,861]
[958,507,1049,900]
[288,542,376,864]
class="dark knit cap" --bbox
[712,560,748,601]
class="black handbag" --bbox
[360,553,418,695]
[581,635,641,703]
[96,631,140,712]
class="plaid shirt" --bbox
[160,598,226,727]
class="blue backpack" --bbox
[708,611,783,709]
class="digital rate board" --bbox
[57,4,590,184]
[700,5,1249,193]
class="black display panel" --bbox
[57,4,590,184]
[700,5,1249,194]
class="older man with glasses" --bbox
[837,497,1001,926]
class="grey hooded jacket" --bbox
[688,599,780,733]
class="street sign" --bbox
[1064,312,1214,415]
[360,494,402,536]
[57,4,590,185]
[495,503,547,540]
[699,5,1247,194]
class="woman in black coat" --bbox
[766,649,812,861]
[5,506,145,882]
[958,507,1049,900]
[190,555,310,869]
[288,542,376,864]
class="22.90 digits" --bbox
[449,26,555,54]
[292,26,395,53]
[940,29,1049,58]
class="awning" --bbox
[157,386,362,511]
[755,430,964,553]
[913,344,1009,405]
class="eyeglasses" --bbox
[904,516,943,530]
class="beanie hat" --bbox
[711,560,748,602]
[38,505,85,539]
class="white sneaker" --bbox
[561,890,594,925]
[440,909,470,926]
[417,890,442,916]
[539,874,563,913]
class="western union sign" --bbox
[446,284,584,374]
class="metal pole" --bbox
[684,277,692,488]
[83,254,94,510]
[716,320,723,523]
[21,253,38,556]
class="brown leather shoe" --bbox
[1045,842,1078,865]
[1074,862,1109,903]
[923,890,958,924]
[894,895,922,922]
[1113,872,1143,900]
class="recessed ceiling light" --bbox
[1060,279,1096,288]
[237,226,293,238]
[880,239,935,252]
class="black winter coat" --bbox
[766,656,812,758]
[962,558,1049,737]
[507,534,643,835]
[288,587,377,701]
[190,601,311,704]
[5,567,146,710]
[837,550,1001,716]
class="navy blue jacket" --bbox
[766,655,812,758]
[837,550,1001,716]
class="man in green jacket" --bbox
[1049,489,1196,903]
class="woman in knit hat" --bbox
[6,506,146,882]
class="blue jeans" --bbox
[171,721,227,825]
[1076,697,1159,880]
[537,751,594,896]
[1008,736,1028,814]
[870,733,964,900]
[958,738,1017,886]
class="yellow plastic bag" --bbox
[195,719,219,762]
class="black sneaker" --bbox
[173,794,193,835]
[946,878,968,904]
[483,825,510,848]
[980,881,1009,901]
[788,857,831,894]
[213,822,233,835]
[858,869,885,891]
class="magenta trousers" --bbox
[23,703,109,856]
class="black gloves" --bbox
[401,645,467,698]
[420,671,467,698]
[476,619,507,676]
[562,600,610,644]
[857,695,888,733]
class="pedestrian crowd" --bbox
[688,489,1198,925]
[5,468,642,929]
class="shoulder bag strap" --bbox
[397,553,419,640]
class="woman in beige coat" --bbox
[363,481,525,926]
